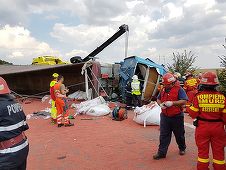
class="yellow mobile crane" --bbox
[32,56,69,65]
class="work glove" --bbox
[159,103,166,109]
[164,101,174,107]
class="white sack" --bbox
[68,90,90,100]
[86,104,111,116]
[76,96,106,114]
[133,102,161,127]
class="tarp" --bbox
[119,56,167,101]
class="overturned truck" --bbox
[119,56,166,102]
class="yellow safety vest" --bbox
[50,80,57,87]
[131,80,141,95]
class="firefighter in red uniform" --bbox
[184,72,199,110]
[153,73,188,160]
[0,77,29,170]
[187,72,226,170]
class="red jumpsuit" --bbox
[188,90,226,170]
[184,77,199,109]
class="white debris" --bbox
[41,95,50,103]
[86,104,111,116]
[68,89,92,100]
[72,96,106,114]
[133,102,161,127]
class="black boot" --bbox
[179,150,186,155]
[64,123,74,127]
[153,153,166,160]
[57,124,64,127]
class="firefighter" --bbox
[54,75,74,127]
[183,72,199,110]
[153,73,188,160]
[0,77,29,170]
[187,72,226,170]
[174,72,185,87]
[131,75,142,107]
[50,73,59,124]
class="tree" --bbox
[167,50,197,76]
[217,69,226,96]
[0,59,12,65]
[219,38,226,67]
[217,38,226,96]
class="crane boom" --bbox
[82,24,129,62]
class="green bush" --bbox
[0,59,12,65]
[217,69,226,96]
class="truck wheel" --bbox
[70,56,82,63]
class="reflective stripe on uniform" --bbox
[0,120,27,132]
[0,139,28,154]
[198,157,209,163]
[199,104,225,108]
[213,159,225,165]
[190,106,199,112]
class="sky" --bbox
[0,0,226,68]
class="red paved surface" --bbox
[21,98,206,170]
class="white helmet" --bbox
[174,72,181,79]
[132,75,138,80]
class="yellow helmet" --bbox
[52,73,59,78]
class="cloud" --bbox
[0,0,74,25]
[0,25,60,64]
[141,0,226,68]
[80,0,128,25]
[0,0,28,25]
[0,0,226,68]
[65,49,88,61]
[44,15,59,20]
[0,0,129,26]
[50,23,129,62]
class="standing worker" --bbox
[50,73,59,123]
[187,72,226,170]
[153,72,188,160]
[131,75,142,107]
[174,72,185,87]
[0,77,29,170]
[54,75,74,127]
[183,72,199,110]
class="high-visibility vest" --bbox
[50,80,57,87]
[131,80,141,95]
[160,85,182,117]
[50,80,57,100]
